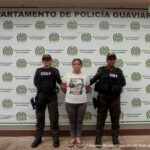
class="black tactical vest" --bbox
[94,66,123,96]
[38,68,57,94]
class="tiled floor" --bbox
[0,136,150,150]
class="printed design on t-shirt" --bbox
[69,78,84,95]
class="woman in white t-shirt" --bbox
[61,58,91,148]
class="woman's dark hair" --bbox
[72,58,82,66]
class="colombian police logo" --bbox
[132,98,141,107]
[130,21,140,30]
[82,59,92,68]
[3,20,13,30]
[16,59,27,68]
[99,46,110,55]
[52,59,59,68]
[3,46,13,56]
[84,111,92,120]
[67,46,78,55]
[146,59,150,68]
[131,72,141,81]
[131,47,141,56]
[16,112,27,121]
[49,33,59,42]
[99,21,109,30]
[35,20,45,30]
[113,33,123,42]
[120,111,124,120]
[35,46,45,55]
[67,20,78,30]
[146,110,150,119]
[146,85,150,93]
[145,34,150,42]
[115,59,123,68]
[2,99,13,108]
[81,33,91,42]
[2,72,13,82]
[17,33,27,42]
[16,85,27,95]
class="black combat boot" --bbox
[112,136,119,145]
[53,136,60,147]
[95,135,102,148]
[31,137,42,148]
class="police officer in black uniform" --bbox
[31,54,62,148]
[90,53,126,147]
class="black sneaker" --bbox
[112,136,119,145]
[31,137,42,148]
[53,137,60,148]
[95,136,102,148]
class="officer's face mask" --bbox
[107,58,116,67]
[42,59,52,68]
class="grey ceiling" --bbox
[0,0,149,8]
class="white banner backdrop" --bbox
[0,8,150,125]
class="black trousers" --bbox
[96,94,121,137]
[35,93,59,139]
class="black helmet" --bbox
[107,53,117,60]
[42,54,52,61]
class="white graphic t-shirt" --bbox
[62,72,90,104]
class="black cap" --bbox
[107,53,117,60]
[42,54,52,61]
